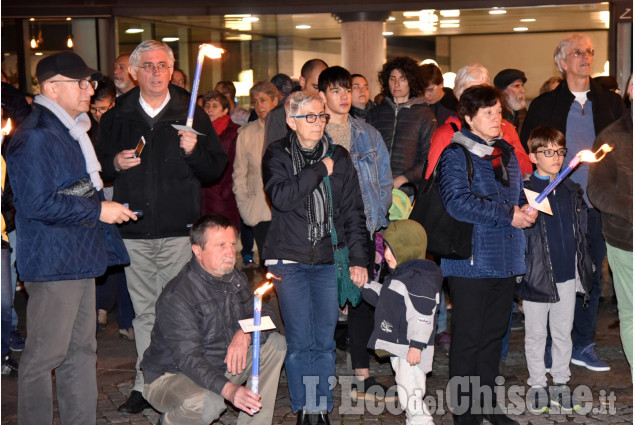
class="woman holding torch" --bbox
[262,91,368,425]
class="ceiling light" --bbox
[403,11,422,17]
[35,52,43,56]
[162,37,179,42]
[513,27,529,31]
[125,28,144,34]
[67,35,73,48]
[30,37,38,49]
[388,16,396,21]
[440,23,460,28]
[520,18,536,22]
[29,18,35,22]
[242,16,259,22]
[296,25,311,29]
[489,8,507,15]
[440,10,460,17]
[440,19,460,24]
[382,31,394,36]
[599,10,610,28]
[225,14,250,18]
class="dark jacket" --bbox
[520,78,624,152]
[7,105,107,281]
[517,176,593,303]
[362,259,442,365]
[141,258,282,395]
[262,136,369,267]
[367,96,437,195]
[438,130,527,279]
[96,85,228,239]
[587,107,633,251]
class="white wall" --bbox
[449,31,609,100]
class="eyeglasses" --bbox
[49,79,98,90]
[90,103,114,115]
[535,148,568,157]
[292,113,330,123]
[568,48,595,58]
[138,63,172,73]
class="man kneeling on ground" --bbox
[141,213,286,425]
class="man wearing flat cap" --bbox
[7,51,136,424]
[494,68,528,133]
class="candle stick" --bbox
[528,144,613,212]
[251,279,274,395]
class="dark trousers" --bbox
[572,207,606,348]
[240,219,254,258]
[448,276,515,425]
[96,265,135,329]
[252,221,271,266]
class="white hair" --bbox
[129,40,175,68]
[454,63,491,100]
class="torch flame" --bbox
[1,118,12,136]
[265,272,279,280]
[200,44,224,59]
[254,281,274,296]
[577,144,613,163]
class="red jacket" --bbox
[425,115,532,179]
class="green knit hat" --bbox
[383,219,428,267]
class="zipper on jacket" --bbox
[389,107,399,158]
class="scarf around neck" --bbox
[212,114,231,136]
[289,132,331,245]
[34,94,103,190]
[452,129,512,186]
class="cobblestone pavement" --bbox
[2,267,632,424]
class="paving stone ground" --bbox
[2,266,632,424]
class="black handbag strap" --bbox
[422,143,474,195]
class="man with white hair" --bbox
[521,33,624,374]
[96,40,228,414]
[8,51,136,424]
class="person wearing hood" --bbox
[367,56,437,196]
[358,219,442,425]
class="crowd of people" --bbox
[0,31,631,425]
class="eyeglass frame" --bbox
[137,62,172,73]
[49,79,98,90]
[535,148,568,157]
[568,48,595,58]
[291,113,330,123]
[90,103,114,115]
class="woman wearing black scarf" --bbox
[437,85,537,425]
[262,91,369,425]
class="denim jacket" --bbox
[347,118,393,232]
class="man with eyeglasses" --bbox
[521,33,624,373]
[96,40,228,414]
[7,51,136,424]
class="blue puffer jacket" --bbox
[7,105,107,282]
[347,118,393,233]
[438,129,526,279]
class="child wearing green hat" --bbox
[357,219,442,424]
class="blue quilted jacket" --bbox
[437,129,527,279]
[7,105,107,282]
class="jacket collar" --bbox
[188,257,245,294]
[114,84,192,123]
[383,95,426,111]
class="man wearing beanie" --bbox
[494,68,528,133]
[357,220,442,425]
[7,51,136,424]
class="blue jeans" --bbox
[436,290,447,334]
[2,247,12,355]
[572,208,606,348]
[268,262,338,413]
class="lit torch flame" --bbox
[265,272,279,281]
[1,118,12,136]
[200,44,224,59]
[577,144,613,163]
[254,281,274,296]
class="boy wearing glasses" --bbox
[518,126,592,415]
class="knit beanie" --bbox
[383,219,428,268]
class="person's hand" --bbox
[393,175,408,189]
[511,205,538,229]
[224,330,250,375]
[221,382,262,415]
[100,201,137,224]
[114,149,141,171]
[349,266,368,288]
[179,129,198,155]
[322,157,334,176]
[406,347,421,366]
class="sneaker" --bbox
[510,312,524,331]
[1,354,18,378]
[242,254,256,269]
[119,327,135,340]
[544,345,552,372]
[350,376,398,402]
[97,309,108,329]
[571,343,610,372]
[9,327,25,352]
[527,386,549,414]
[549,384,581,413]
[435,330,451,350]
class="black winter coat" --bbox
[516,177,593,303]
[262,136,369,268]
[96,85,228,239]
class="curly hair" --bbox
[378,56,423,100]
